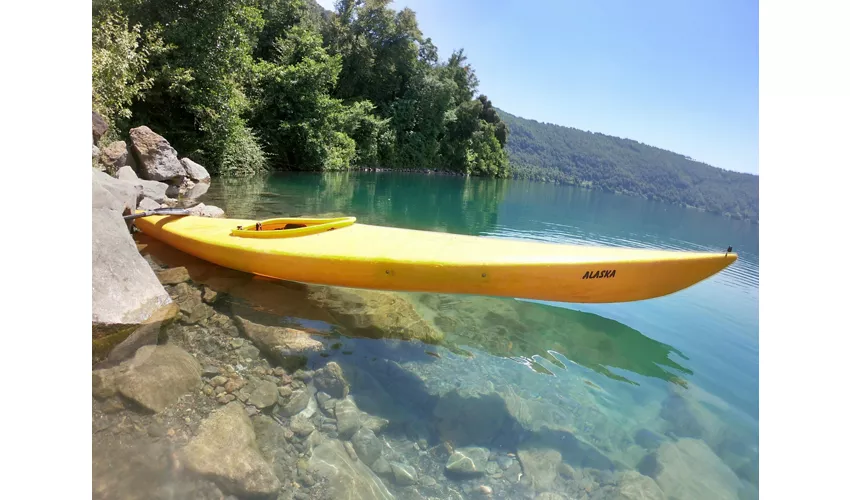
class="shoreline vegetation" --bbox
[93,0,758,223]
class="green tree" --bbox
[91,5,164,124]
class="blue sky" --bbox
[315,0,759,175]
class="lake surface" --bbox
[189,171,758,499]
[97,171,755,498]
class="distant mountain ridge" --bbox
[497,109,759,222]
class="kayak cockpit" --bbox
[230,216,356,238]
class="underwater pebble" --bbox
[344,441,358,461]
[202,365,220,377]
[478,485,493,495]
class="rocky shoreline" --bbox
[91,112,757,500]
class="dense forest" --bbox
[500,110,759,222]
[92,0,757,222]
[92,0,510,177]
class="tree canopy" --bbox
[92,0,510,177]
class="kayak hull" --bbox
[134,214,737,303]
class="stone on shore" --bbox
[129,126,186,182]
[138,197,162,211]
[100,141,129,174]
[117,165,138,181]
[92,181,170,325]
[187,203,225,218]
[92,111,108,144]
[182,402,280,497]
[93,168,140,214]
[182,158,211,183]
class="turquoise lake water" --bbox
[198,171,759,498]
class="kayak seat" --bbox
[231,216,357,239]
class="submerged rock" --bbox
[155,267,190,285]
[252,414,292,485]
[517,445,562,491]
[351,427,382,466]
[445,447,490,476]
[308,439,395,500]
[638,438,741,500]
[334,397,363,439]
[103,302,179,365]
[234,316,323,368]
[306,285,443,343]
[92,365,124,399]
[390,462,418,485]
[314,362,350,399]
[291,414,316,437]
[248,380,279,409]
[116,344,201,412]
[279,389,312,417]
[170,282,215,324]
[182,402,280,497]
[603,470,665,500]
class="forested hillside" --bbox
[500,110,759,221]
[92,0,509,177]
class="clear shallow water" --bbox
[196,171,759,498]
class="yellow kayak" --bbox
[133,214,737,303]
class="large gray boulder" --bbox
[182,402,281,497]
[111,166,174,204]
[129,126,186,182]
[181,158,211,183]
[138,178,173,204]
[93,169,139,214]
[92,170,171,325]
[92,213,171,325]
